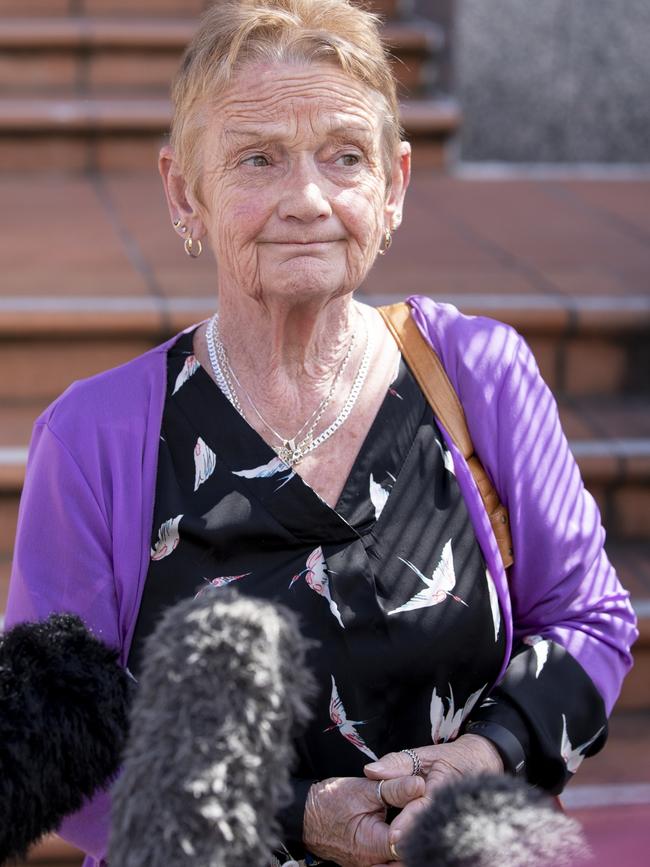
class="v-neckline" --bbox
[167,328,425,539]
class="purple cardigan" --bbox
[6,296,637,866]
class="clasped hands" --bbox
[302,734,503,867]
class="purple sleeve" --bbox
[5,420,118,862]
[409,296,637,715]
[493,333,637,714]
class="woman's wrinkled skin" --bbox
[363,735,503,866]
[159,61,503,865]
[161,61,411,508]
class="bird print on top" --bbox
[194,573,251,599]
[150,515,183,561]
[561,715,605,773]
[369,471,396,521]
[193,437,217,491]
[430,682,486,743]
[324,675,378,761]
[523,634,550,678]
[388,539,468,615]
[232,456,295,490]
[131,328,611,808]
[485,569,501,641]
[290,547,344,628]
[435,437,455,476]
[172,354,200,395]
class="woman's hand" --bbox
[302,774,425,867]
[363,734,504,865]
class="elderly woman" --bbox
[6,1,637,866]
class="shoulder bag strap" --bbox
[377,302,514,571]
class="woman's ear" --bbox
[384,141,411,231]
[158,144,207,240]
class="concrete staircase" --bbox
[1,2,648,865]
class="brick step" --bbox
[0,291,648,402]
[1,390,649,562]
[1,1,406,20]
[0,16,443,97]
[1,547,648,708]
[2,0,210,18]
[0,94,460,171]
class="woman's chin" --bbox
[259,259,351,299]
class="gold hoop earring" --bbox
[184,236,203,259]
[378,227,392,256]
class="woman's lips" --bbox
[261,239,343,245]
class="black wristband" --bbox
[465,720,527,777]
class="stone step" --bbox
[0,93,460,171]
[0,16,443,98]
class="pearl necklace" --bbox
[206,312,372,466]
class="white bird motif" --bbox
[193,437,217,491]
[430,682,486,743]
[388,539,467,616]
[523,634,550,678]
[194,573,251,599]
[289,547,344,628]
[151,514,183,561]
[485,569,501,641]
[232,456,294,490]
[369,472,396,521]
[561,714,605,773]
[435,437,456,476]
[172,354,200,395]
[324,675,378,761]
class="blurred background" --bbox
[0,1,648,863]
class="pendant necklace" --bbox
[206,312,372,466]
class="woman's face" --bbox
[163,62,410,306]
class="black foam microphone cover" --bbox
[109,588,315,867]
[401,773,590,867]
[0,613,132,865]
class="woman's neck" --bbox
[213,292,365,425]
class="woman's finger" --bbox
[376,774,425,808]
[385,795,432,838]
[364,749,427,780]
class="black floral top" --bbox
[127,327,607,862]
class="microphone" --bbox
[109,588,315,867]
[401,773,591,867]
[0,613,132,865]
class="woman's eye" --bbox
[241,154,270,167]
[335,153,361,167]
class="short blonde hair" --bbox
[170,0,402,205]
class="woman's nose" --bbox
[277,162,332,222]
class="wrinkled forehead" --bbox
[202,62,387,147]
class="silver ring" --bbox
[376,778,388,806]
[401,747,422,776]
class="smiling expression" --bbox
[187,62,408,304]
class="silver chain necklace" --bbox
[205,311,372,466]
[221,322,356,453]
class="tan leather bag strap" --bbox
[378,302,514,571]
